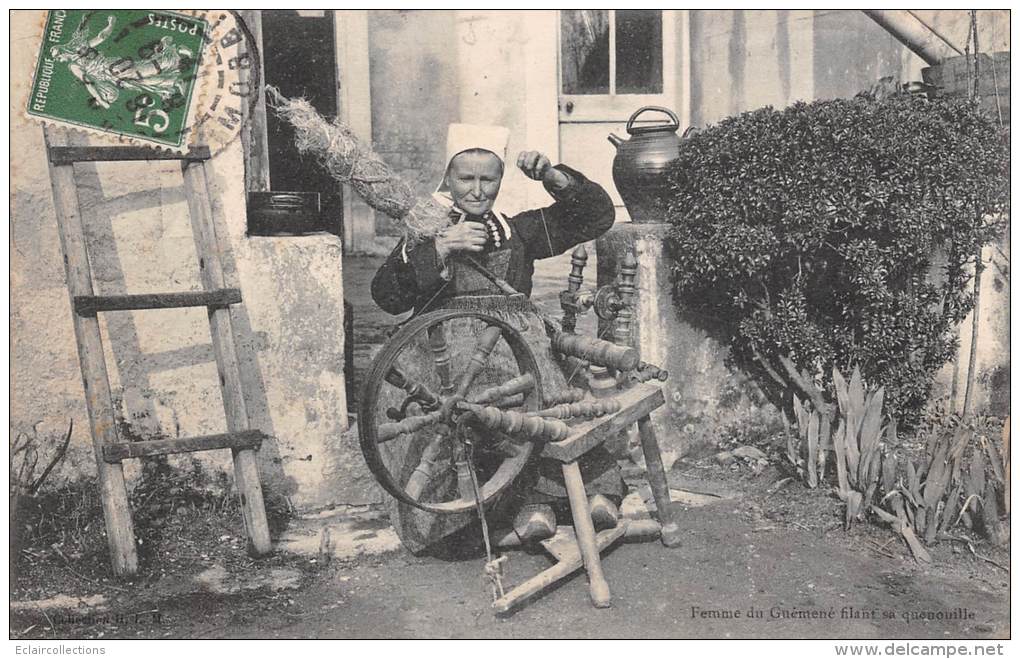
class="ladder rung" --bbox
[48,145,211,166]
[102,430,267,463]
[73,289,242,315]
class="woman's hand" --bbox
[435,221,488,262]
[517,151,571,191]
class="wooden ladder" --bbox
[42,127,272,576]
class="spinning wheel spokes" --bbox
[405,432,450,501]
[455,325,503,397]
[359,309,543,515]
[384,366,441,414]
[468,374,535,405]
[427,324,455,395]
[452,441,477,503]
[377,411,442,443]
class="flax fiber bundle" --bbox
[266,87,451,242]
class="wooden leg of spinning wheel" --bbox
[637,415,682,548]
[562,460,611,608]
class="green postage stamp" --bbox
[27,10,208,149]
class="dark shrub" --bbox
[664,95,1009,426]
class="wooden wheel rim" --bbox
[358,309,542,514]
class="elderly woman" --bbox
[371,124,615,315]
[371,124,624,548]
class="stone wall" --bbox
[367,10,559,223]
[10,10,350,511]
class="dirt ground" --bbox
[10,458,1010,640]
[10,254,1010,640]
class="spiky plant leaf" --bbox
[982,435,1005,484]
[906,459,922,504]
[881,452,897,493]
[967,446,986,508]
[806,411,819,488]
[923,457,949,510]
[832,419,849,500]
[848,366,865,434]
[833,367,850,418]
[858,388,886,484]
[924,502,942,545]
[939,485,962,534]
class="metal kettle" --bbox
[608,106,682,223]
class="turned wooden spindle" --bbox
[427,324,455,395]
[569,245,588,291]
[615,250,638,349]
[377,411,442,443]
[468,373,536,406]
[385,366,441,408]
[548,388,587,405]
[460,403,570,442]
[536,399,622,419]
[405,435,446,500]
[560,245,588,334]
[551,332,640,372]
[487,394,525,409]
[455,325,503,397]
[544,387,587,406]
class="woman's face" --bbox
[445,150,504,216]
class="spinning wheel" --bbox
[356,249,681,614]
[359,308,551,517]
